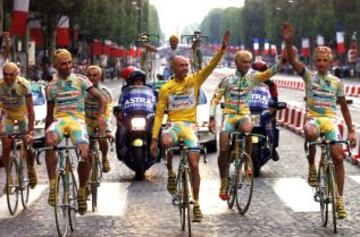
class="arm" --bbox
[2,32,10,59]
[45,102,54,130]
[25,95,35,134]
[263,79,278,102]
[195,31,230,85]
[209,81,225,133]
[338,96,356,147]
[88,87,107,130]
[253,60,286,83]
[282,22,304,74]
[151,87,167,140]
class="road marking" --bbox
[349,175,360,184]
[0,184,47,219]
[86,182,131,216]
[266,178,319,212]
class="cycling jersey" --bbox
[85,84,113,129]
[152,49,225,139]
[0,76,31,120]
[300,68,344,119]
[210,64,282,117]
[46,73,93,120]
[157,44,191,66]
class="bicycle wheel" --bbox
[235,153,254,215]
[19,157,30,209]
[6,158,19,215]
[184,169,192,237]
[176,168,185,230]
[91,153,100,212]
[54,172,68,237]
[317,164,328,227]
[227,173,236,209]
[328,166,337,233]
[68,169,78,232]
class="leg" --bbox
[2,137,12,191]
[218,131,230,200]
[24,138,37,189]
[239,118,253,161]
[77,143,90,189]
[99,137,110,172]
[161,132,176,195]
[332,144,347,219]
[188,151,203,223]
[304,121,319,187]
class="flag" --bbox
[263,38,269,55]
[56,16,70,46]
[253,38,260,55]
[30,15,43,46]
[302,38,310,57]
[11,0,30,37]
[336,32,345,54]
[317,35,324,46]
[91,40,102,56]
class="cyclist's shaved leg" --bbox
[332,144,345,196]
[189,152,201,201]
[218,132,230,178]
[162,133,174,171]
[240,119,253,160]
[78,144,90,188]
[99,138,109,159]
[304,124,319,165]
[1,138,12,174]
[45,132,60,179]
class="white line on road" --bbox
[0,184,47,219]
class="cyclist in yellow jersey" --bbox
[45,49,106,215]
[150,30,230,223]
[85,65,114,173]
[283,22,356,219]
[0,62,36,189]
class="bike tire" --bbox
[235,153,254,215]
[6,158,19,215]
[227,175,236,209]
[54,172,68,237]
[68,169,78,232]
[317,163,328,227]
[184,170,192,237]
[20,156,30,209]
[328,165,337,233]
[91,153,100,212]
[176,168,185,230]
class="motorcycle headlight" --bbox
[131,117,146,131]
[251,114,261,126]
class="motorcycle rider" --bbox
[208,50,286,201]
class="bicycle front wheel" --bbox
[6,158,19,215]
[317,164,328,227]
[184,169,192,237]
[176,169,185,230]
[19,157,30,209]
[91,153,100,212]
[68,169,78,232]
[328,165,337,233]
[235,153,254,215]
[54,172,68,237]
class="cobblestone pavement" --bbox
[0,76,360,237]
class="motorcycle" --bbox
[249,85,286,177]
[114,85,157,180]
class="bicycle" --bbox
[226,128,254,215]
[181,31,208,74]
[306,138,351,233]
[88,131,114,212]
[36,134,79,237]
[0,132,31,215]
[167,139,203,237]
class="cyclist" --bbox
[0,62,36,189]
[45,49,106,215]
[282,22,356,219]
[208,50,286,201]
[150,30,230,223]
[85,65,114,173]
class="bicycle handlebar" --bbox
[305,139,352,157]
[35,145,78,165]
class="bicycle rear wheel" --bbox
[317,164,328,227]
[68,169,78,232]
[91,153,100,212]
[6,158,19,215]
[54,172,68,237]
[328,166,337,233]
[19,157,30,209]
[235,153,254,215]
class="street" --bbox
[0,71,360,237]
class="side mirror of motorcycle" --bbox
[276,102,287,110]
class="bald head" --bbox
[171,56,189,80]
[3,62,19,86]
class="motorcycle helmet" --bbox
[252,60,268,72]
[128,69,146,85]
[120,66,136,82]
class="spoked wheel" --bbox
[328,166,337,233]
[184,171,192,237]
[6,158,19,215]
[20,157,30,209]
[176,170,185,230]
[235,153,254,215]
[54,172,68,237]
[68,169,78,232]
[227,175,236,209]
[91,154,100,212]
[317,164,328,227]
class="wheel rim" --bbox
[68,171,78,232]
[329,168,337,233]
[20,159,30,208]
[227,176,236,208]
[6,158,19,215]
[318,165,328,226]
[236,155,253,215]
[54,173,68,237]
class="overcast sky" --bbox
[149,0,244,38]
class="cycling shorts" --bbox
[306,117,340,141]
[0,116,28,135]
[222,114,251,133]
[164,121,199,150]
[86,118,111,137]
[46,117,89,145]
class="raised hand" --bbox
[282,22,293,42]
[222,30,230,49]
